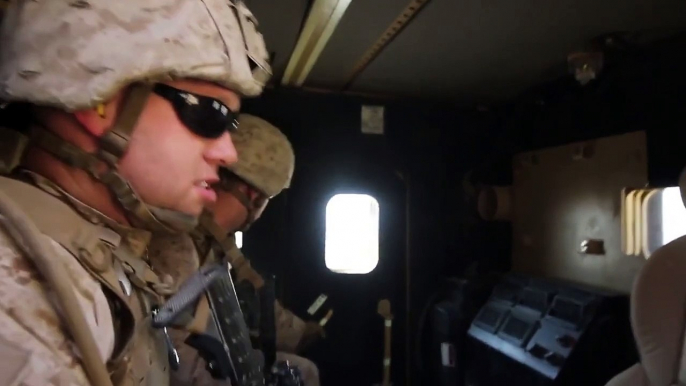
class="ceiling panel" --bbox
[245,0,311,81]
[248,0,686,101]
[346,0,686,100]
[303,0,410,89]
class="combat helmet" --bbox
[206,114,294,233]
[0,0,272,233]
[226,114,295,198]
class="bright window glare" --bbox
[325,194,380,274]
[235,231,243,249]
[661,187,686,245]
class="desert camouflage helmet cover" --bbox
[0,0,271,111]
[0,0,272,233]
[226,114,295,198]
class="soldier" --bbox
[0,1,270,386]
[194,114,324,386]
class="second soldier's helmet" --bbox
[225,114,295,198]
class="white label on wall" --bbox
[361,105,385,135]
[441,342,456,367]
[307,294,328,315]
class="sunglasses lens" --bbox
[178,104,235,139]
[154,84,238,139]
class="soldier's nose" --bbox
[207,131,238,166]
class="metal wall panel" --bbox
[512,131,648,293]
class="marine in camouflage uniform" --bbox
[155,114,324,386]
[206,114,324,386]
[0,1,270,385]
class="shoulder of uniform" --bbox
[0,176,129,297]
[0,226,115,380]
[0,175,96,227]
[0,176,118,256]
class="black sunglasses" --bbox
[152,83,239,139]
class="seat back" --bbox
[606,168,686,386]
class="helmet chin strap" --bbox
[216,175,261,232]
[29,83,198,233]
[229,187,258,232]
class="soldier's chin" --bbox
[147,206,200,233]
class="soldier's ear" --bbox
[73,108,108,137]
[73,98,120,137]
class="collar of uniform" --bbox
[212,232,243,266]
[222,233,239,253]
[189,230,210,261]
[21,170,152,258]
[198,209,231,240]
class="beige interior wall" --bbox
[511,131,648,293]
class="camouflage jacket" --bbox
[149,233,314,386]
[0,171,171,386]
[148,232,228,386]
[194,233,308,352]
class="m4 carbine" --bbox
[152,262,302,386]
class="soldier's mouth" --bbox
[194,178,219,203]
[195,176,219,189]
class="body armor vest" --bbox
[0,174,170,386]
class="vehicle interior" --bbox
[236,0,686,385]
[2,0,686,385]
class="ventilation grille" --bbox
[492,283,520,304]
[474,306,506,333]
[520,288,550,313]
[548,297,583,325]
[501,317,530,340]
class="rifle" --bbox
[258,275,277,369]
[189,260,265,385]
[152,261,303,386]
[235,279,261,341]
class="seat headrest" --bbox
[679,166,686,209]
[631,236,686,385]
